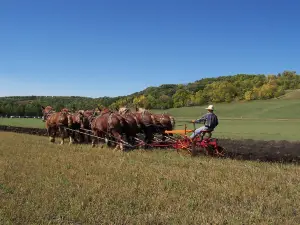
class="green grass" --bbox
[1,98,300,141]
[0,118,44,128]
[1,132,300,224]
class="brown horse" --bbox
[41,106,74,145]
[66,110,88,143]
[77,109,98,143]
[153,112,175,132]
[117,107,140,145]
[131,107,176,141]
[90,108,125,150]
[118,107,157,144]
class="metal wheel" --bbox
[215,146,226,157]
[175,139,193,155]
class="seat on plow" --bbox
[199,130,213,139]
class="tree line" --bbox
[0,70,299,116]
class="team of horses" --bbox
[41,105,175,150]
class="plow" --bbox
[64,122,226,158]
[132,124,226,157]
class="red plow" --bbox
[135,124,226,157]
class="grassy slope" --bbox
[1,97,300,141]
[1,132,300,224]
[153,98,300,119]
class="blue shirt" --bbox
[195,112,219,129]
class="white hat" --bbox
[205,105,214,110]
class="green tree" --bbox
[172,89,191,108]
[204,81,237,103]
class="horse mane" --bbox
[119,107,131,114]
[99,108,111,115]
[136,107,150,113]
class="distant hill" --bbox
[0,70,299,116]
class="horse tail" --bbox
[170,116,175,129]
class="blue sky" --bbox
[1,0,300,97]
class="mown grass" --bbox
[1,132,300,224]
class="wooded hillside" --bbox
[1,70,299,116]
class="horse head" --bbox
[41,106,54,122]
[78,109,94,129]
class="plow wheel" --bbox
[214,146,226,157]
[176,140,200,157]
[203,145,226,157]
[190,141,226,158]
[175,139,193,156]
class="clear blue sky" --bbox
[1,0,300,97]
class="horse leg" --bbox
[58,126,66,145]
[144,126,154,144]
[91,129,98,147]
[79,131,85,143]
[64,127,74,145]
[99,132,106,148]
[86,131,91,144]
[69,130,75,145]
[111,130,124,151]
[47,127,55,143]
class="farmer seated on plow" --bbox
[190,105,218,140]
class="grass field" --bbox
[1,98,299,141]
[0,118,44,129]
[1,132,300,224]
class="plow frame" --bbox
[164,124,226,157]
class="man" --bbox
[190,104,218,139]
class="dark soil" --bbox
[1,125,300,164]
